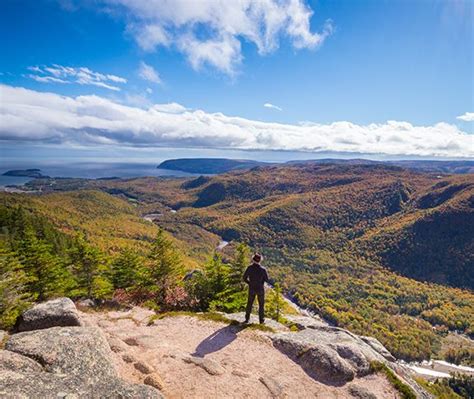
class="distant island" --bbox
[2,168,50,178]
[159,158,474,175]
[157,158,269,174]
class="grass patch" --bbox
[147,310,275,332]
[148,311,237,324]
[276,316,300,331]
[370,361,417,399]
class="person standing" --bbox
[243,253,269,324]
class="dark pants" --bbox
[245,288,265,323]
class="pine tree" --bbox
[111,248,143,289]
[228,243,249,291]
[69,234,113,299]
[145,229,184,303]
[205,252,228,297]
[267,283,284,322]
[212,243,249,312]
[20,229,73,300]
[0,246,33,329]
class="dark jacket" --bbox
[243,263,269,292]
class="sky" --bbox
[0,0,473,163]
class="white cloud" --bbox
[264,103,283,111]
[26,65,127,91]
[99,0,332,75]
[152,103,187,113]
[0,84,471,158]
[26,74,69,84]
[138,62,162,84]
[457,112,474,122]
[146,87,153,94]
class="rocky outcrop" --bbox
[225,312,289,331]
[0,369,161,398]
[284,314,328,330]
[270,324,389,385]
[0,350,43,373]
[6,327,118,382]
[268,320,432,397]
[1,300,163,398]
[360,336,396,362]
[17,298,82,332]
[348,384,378,399]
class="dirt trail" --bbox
[80,307,399,399]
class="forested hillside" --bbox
[0,190,267,333]
[9,163,474,361]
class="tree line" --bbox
[0,206,283,329]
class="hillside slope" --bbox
[171,164,473,289]
[16,164,474,361]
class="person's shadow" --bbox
[192,325,240,358]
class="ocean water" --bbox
[0,176,34,188]
[0,162,200,188]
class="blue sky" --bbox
[0,0,473,162]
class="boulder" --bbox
[271,324,388,385]
[0,369,163,398]
[3,326,163,398]
[348,384,377,399]
[17,298,82,332]
[76,298,96,308]
[0,330,7,343]
[6,326,117,383]
[299,345,355,384]
[333,343,370,375]
[0,350,43,373]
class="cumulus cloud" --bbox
[26,65,127,91]
[138,62,162,84]
[264,103,283,111]
[99,0,332,75]
[457,112,474,122]
[0,84,471,157]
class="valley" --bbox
[2,161,473,365]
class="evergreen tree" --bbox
[205,252,228,297]
[212,243,249,312]
[228,243,249,291]
[69,234,113,299]
[111,248,143,289]
[267,283,284,322]
[145,229,184,303]
[20,229,73,300]
[0,246,33,329]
